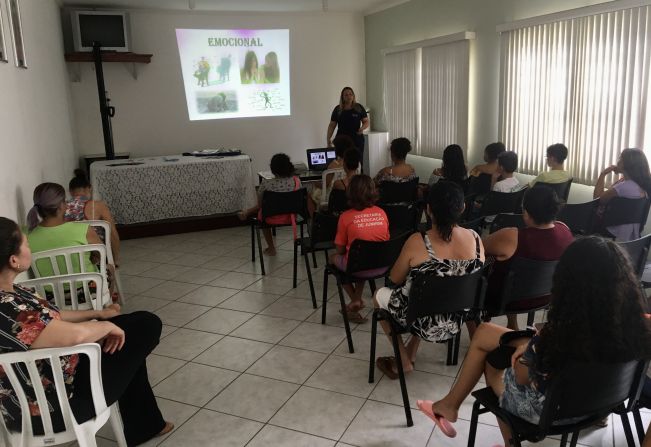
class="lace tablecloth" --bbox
[90,155,256,225]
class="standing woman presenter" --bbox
[327,87,369,159]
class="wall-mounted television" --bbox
[71,10,130,52]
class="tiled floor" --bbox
[89,226,644,447]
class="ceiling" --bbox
[59,0,411,15]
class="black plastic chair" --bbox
[556,199,600,236]
[628,392,651,444]
[468,360,646,447]
[294,212,339,308]
[536,178,573,202]
[484,257,558,327]
[250,188,307,275]
[368,269,487,427]
[322,234,409,353]
[479,188,527,218]
[618,234,651,279]
[601,196,650,240]
[379,203,420,237]
[467,173,492,196]
[378,178,419,204]
[489,213,525,234]
[328,188,349,214]
[460,217,484,233]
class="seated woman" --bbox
[417,236,651,444]
[594,148,651,241]
[482,186,573,330]
[429,144,468,190]
[328,148,361,214]
[26,183,119,300]
[374,137,417,184]
[308,135,354,216]
[65,169,121,266]
[529,143,571,187]
[329,175,389,323]
[373,181,484,378]
[239,153,302,256]
[0,217,173,445]
[469,142,506,177]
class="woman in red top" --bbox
[482,185,574,330]
[329,175,389,323]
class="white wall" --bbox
[0,0,76,223]
[68,9,366,176]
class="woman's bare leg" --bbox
[644,421,651,447]
[484,364,513,445]
[406,336,421,364]
[506,314,519,331]
[373,293,414,372]
[262,228,276,255]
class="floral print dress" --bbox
[0,285,78,432]
[385,232,484,342]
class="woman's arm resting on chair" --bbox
[31,319,125,354]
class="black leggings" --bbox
[70,311,165,446]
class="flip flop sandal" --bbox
[416,400,457,438]
[375,356,399,380]
[339,309,367,324]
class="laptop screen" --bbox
[307,148,337,170]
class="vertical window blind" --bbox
[383,34,472,157]
[499,5,651,185]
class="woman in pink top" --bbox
[330,175,389,323]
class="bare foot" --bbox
[156,421,174,437]
[263,247,277,256]
[431,399,459,423]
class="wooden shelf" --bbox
[64,52,152,63]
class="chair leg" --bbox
[453,330,462,365]
[368,279,377,295]
[250,223,255,262]
[526,311,535,327]
[337,279,354,353]
[255,227,265,275]
[321,268,329,324]
[110,403,128,447]
[569,431,580,447]
[634,407,646,443]
[467,400,481,447]
[446,337,454,366]
[621,412,636,447]
[369,310,378,383]
[312,251,318,268]
[293,241,299,288]
[560,433,568,447]
[391,326,412,427]
[304,251,317,309]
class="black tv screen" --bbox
[79,14,126,48]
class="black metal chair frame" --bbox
[378,178,419,205]
[294,212,339,309]
[618,234,651,279]
[250,188,307,276]
[600,196,651,239]
[556,198,600,236]
[379,202,421,237]
[536,178,573,202]
[468,360,647,447]
[483,257,558,327]
[478,188,527,218]
[321,234,409,354]
[489,213,525,234]
[368,269,487,427]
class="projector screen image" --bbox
[176,29,290,121]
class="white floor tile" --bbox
[184,308,254,334]
[247,425,335,447]
[279,322,346,354]
[193,336,273,372]
[247,345,327,384]
[153,328,222,360]
[218,290,282,313]
[177,285,238,307]
[154,362,239,406]
[140,280,199,301]
[230,315,301,343]
[154,301,211,327]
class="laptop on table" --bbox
[306,148,337,172]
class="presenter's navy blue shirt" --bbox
[331,104,367,150]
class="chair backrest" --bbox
[309,212,339,245]
[557,198,600,235]
[19,273,105,311]
[30,244,107,279]
[261,188,307,219]
[500,257,558,311]
[73,220,114,265]
[328,188,350,214]
[406,269,487,325]
[467,173,492,196]
[0,343,111,447]
[602,196,650,229]
[536,178,573,202]
[379,203,420,236]
[489,213,525,234]
[460,217,484,233]
[378,178,419,204]
[538,360,645,430]
[479,188,527,217]
[319,168,346,205]
[345,233,410,275]
[618,234,651,278]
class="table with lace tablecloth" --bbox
[90,155,257,225]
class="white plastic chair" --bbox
[30,245,110,307]
[73,220,125,304]
[19,273,105,311]
[0,343,127,447]
[319,168,346,208]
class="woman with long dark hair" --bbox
[594,148,651,241]
[429,144,468,189]
[417,236,651,444]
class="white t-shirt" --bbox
[493,177,520,193]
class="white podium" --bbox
[364,131,390,176]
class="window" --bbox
[499,5,651,185]
[383,33,473,158]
